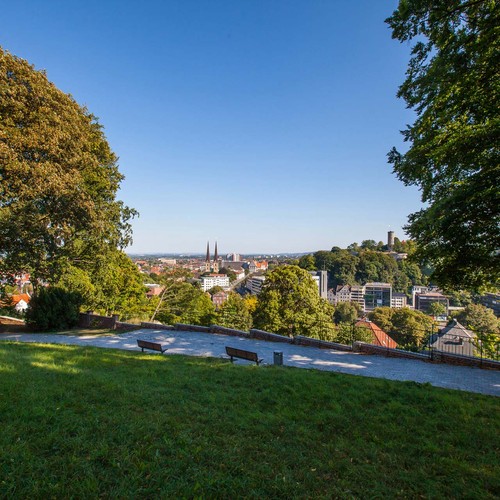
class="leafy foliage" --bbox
[456,303,500,334]
[333,302,361,325]
[334,322,373,345]
[297,254,316,271]
[216,293,252,331]
[0,49,137,287]
[154,272,216,327]
[369,306,435,347]
[55,250,148,320]
[25,287,83,331]
[253,265,335,339]
[386,0,500,290]
[308,247,427,294]
[454,304,500,359]
[427,301,447,318]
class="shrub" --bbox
[26,287,83,331]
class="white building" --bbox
[391,292,408,309]
[350,286,365,309]
[333,285,352,305]
[247,275,266,295]
[200,274,230,292]
[309,271,328,299]
[327,288,336,305]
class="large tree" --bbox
[0,49,136,285]
[253,265,335,339]
[387,1,500,291]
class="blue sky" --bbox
[2,0,421,254]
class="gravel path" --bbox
[1,329,499,397]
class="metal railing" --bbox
[426,330,500,363]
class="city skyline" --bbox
[2,1,421,253]
[128,231,403,257]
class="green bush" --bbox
[25,287,83,331]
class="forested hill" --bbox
[295,242,428,293]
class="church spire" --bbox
[205,241,211,273]
[213,241,219,273]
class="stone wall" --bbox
[210,325,251,338]
[175,323,211,333]
[353,342,431,361]
[249,329,292,343]
[294,335,353,352]
[140,321,175,331]
[79,312,118,329]
[432,350,500,370]
[115,322,143,332]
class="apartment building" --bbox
[364,282,392,312]
[200,274,230,292]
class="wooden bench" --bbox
[225,346,263,365]
[137,339,168,354]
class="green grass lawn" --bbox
[0,342,498,498]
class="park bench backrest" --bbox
[225,346,259,363]
[137,339,165,352]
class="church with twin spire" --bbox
[205,241,219,273]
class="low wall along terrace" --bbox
[79,312,118,329]
[77,313,498,370]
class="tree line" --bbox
[295,246,428,294]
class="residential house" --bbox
[10,294,31,313]
[428,320,476,357]
[355,319,398,349]
[249,261,268,273]
[212,291,228,308]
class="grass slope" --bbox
[0,342,499,498]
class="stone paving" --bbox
[1,329,499,397]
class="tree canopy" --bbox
[153,271,216,327]
[456,303,500,334]
[0,49,136,284]
[386,0,500,291]
[302,248,427,294]
[369,306,435,347]
[217,293,253,331]
[253,265,334,339]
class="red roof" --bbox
[11,294,31,305]
[355,319,398,349]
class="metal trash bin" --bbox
[273,351,283,366]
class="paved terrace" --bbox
[1,329,499,397]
